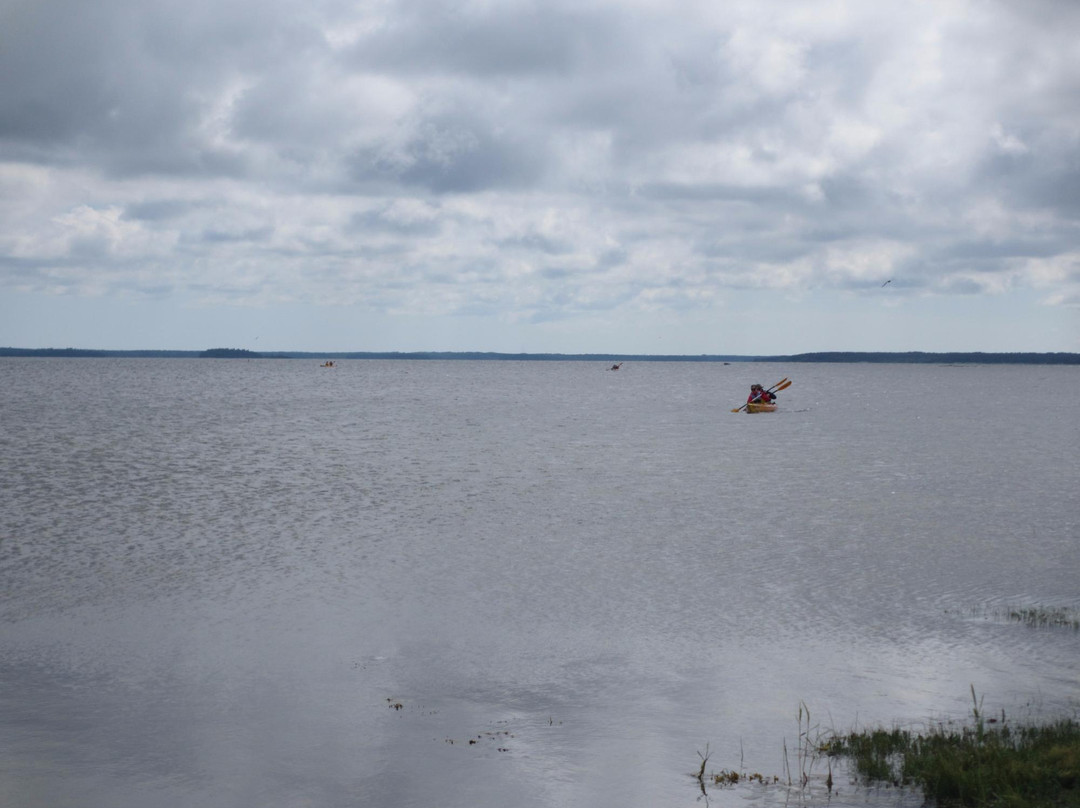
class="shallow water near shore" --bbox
[1,358,1077,808]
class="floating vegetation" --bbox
[1008,606,1080,631]
[961,603,1080,631]
[711,769,778,786]
[444,729,514,750]
[827,688,1080,808]
[382,696,527,753]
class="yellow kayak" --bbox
[745,402,777,413]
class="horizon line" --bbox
[3,347,1079,364]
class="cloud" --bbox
[1,0,1079,338]
[122,199,204,222]
[347,109,548,192]
[340,0,607,78]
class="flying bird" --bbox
[881,279,892,287]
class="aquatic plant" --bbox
[711,769,777,786]
[694,744,779,795]
[1007,606,1080,631]
[696,704,830,798]
[783,701,833,790]
[828,688,1080,807]
[963,603,1080,630]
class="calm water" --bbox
[1,359,1077,808]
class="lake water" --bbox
[1,359,1077,808]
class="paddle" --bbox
[731,378,790,413]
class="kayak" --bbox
[730,379,791,413]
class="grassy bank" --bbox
[828,691,1080,807]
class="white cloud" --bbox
[990,124,1029,156]
[1,0,1078,351]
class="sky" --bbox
[1,0,1078,355]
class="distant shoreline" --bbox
[2,347,1079,364]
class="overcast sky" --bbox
[1,0,1078,353]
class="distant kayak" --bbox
[731,378,790,413]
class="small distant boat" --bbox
[745,402,777,413]
[320,361,336,368]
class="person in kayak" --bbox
[747,384,775,404]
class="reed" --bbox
[828,689,1080,807]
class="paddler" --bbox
[747,384,775,404]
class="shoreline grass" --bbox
[828,690,1080,807]
[699,690,1079,808]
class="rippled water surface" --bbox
[1,359,1077,808]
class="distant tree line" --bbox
[2,347,1077,364]
[783,352,1080,364]
[199,348,263,358]
[0,347,202,357]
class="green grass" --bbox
[829,694,1080,808]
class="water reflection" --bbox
[1,360,1077,807]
